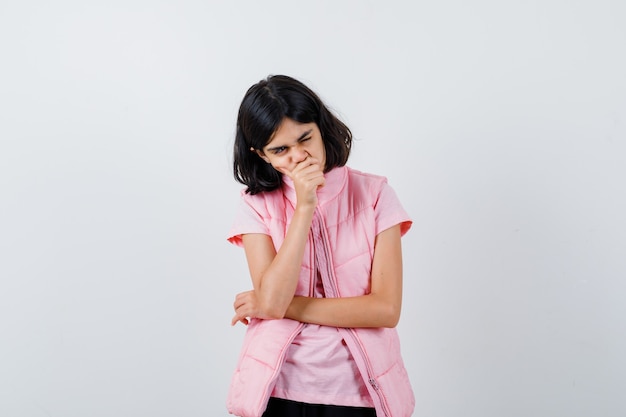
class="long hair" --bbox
[233,75,352,195]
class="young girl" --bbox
[227,75,415,417]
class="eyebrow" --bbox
[266,129,313,152]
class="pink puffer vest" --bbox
[227,166,414,417]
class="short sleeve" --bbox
[374,183,412,237]
[226,194,270,247]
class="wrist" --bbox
[285,296,306,321]
[294,203,316,216]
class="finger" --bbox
[234,290,252,300]
[233,296,246,311]
[293,157,321,173]
[231,314,249,326]
[233,291,253,309]
[286,156,321,177]
[232,311,244,326]
[292,165,324,185]
[298,171,325,188]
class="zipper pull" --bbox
[369,378,380,390]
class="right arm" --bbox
[231,156,323,325]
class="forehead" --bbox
[265,119,317,147]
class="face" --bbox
[256,118,326,175]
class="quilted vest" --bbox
[227,166,415,417]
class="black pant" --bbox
[262,397,377,417]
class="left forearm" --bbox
[285,294,401,328]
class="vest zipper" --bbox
[312,210,392,417]
[345,328,392,417]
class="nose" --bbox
[292,146,309,163]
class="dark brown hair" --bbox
[233,75,352,194]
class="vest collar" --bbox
[281,166,348,207]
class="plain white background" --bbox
[1,1,625,416]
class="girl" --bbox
[227,75,414,417]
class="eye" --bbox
[300,136,311,143]
[272,146,287,155]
